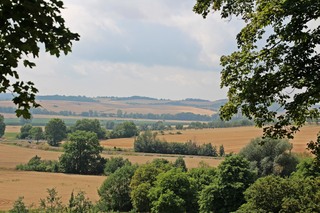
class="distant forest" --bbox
[0,95,230,122]
[0,94,98,102]
[0,106,215,121]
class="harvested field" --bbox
[1,125,318,210]
[0,170,105,210]
[0,144,61,170]
[0,144,220,210]
[100,138,134,149]
[102,126,320,153]
[0,99,214,115]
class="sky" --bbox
[19,0,244,101]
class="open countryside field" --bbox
[101,125,320,153]
[0,99,215,115]
[0,143,221,210]
[1,125,318,210]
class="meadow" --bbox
[0,125,318,210]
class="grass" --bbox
[4,117,80,126]
[3,132,18,140]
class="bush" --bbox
[68,191,93,213]
[9,197,28,213]
[134,131,219,156]
[104,157,131,175]
[109,121,139,139]
[16,155,61,173]
[239,137,298,177]
[98,165,137,212]
[39,188,64,212]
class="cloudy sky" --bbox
[20,0,244,101]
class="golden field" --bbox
[0,125,319,210]
[0,99,214,115]
[101,125,320,153]
[0,143,220,210]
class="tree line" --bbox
[134,131,225,157]
[0,106,214,121]
[11,117,255,148]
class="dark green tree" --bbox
[0,114,5,138]
[198,143,217,156]
[98,165,137,212]
[29,127,44,142]
[149,168,198,213]
[239,137,298,177]
[219,144,225,157]
[308,133,320,165]
[105,121,115,130]
[193,0,320,139]
[17,124,32,139]
[59,130,105,175]
[9,197,28,213]
[0,0,79,118]
[104,157,131,175]
[187,166,217,199]
[292,157,320,178]
[72,119,106,139]
[175,124,184,130]
[68,191,93,213]
[39,188,64,212]
[173,156,187,172]
[130,159,173,212]
[45,118,67,146]
[110,121,139,138]
[151,121,166,131]
[237,176,320,213]
[199,155,256,213]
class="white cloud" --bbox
[16,0,243,100]
[20,59,226,100]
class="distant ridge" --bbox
[36,95,98,102]
[0,93,219,103]
[184,98,211,102]
[0,94,228,111]
[106,96,159,101]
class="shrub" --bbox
[16,155,61,173]
[9,197,28,213]
[239,137,298,177]
[104,157,131,175]
[134,131,218,156]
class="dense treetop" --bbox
[194,0,320,139]
[0,0,79,118]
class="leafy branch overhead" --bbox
[0,0,80,118]
[194,0,320,138]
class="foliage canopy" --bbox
[45,118,67,146]
[0,0,79,118]
[60,130,105,175]
[72,119,106,139]
[98,165,137,212]
[239,137,298,177]
[194,0,320,138]
[0,114,6,138]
